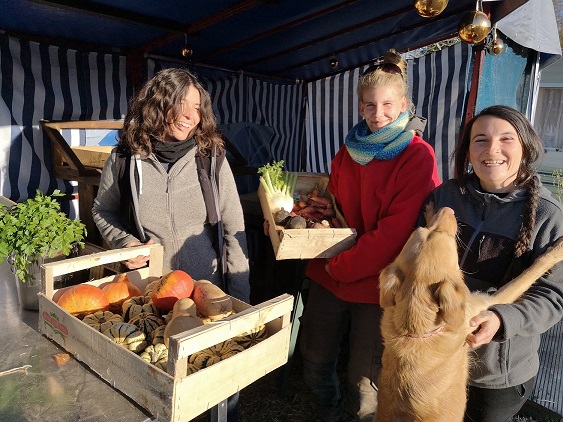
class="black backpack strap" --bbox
[115,147,145,241]
[195,150,225,225]
[196,148,227,291]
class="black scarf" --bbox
[151,137,196,164]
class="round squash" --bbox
[150,270,194,313]
[188,339,244,369]
[150,325,166,346]
[140,343,169,372]
[128,312,165,339]
[192,280,232,321]
[56,284,110,319]
[103,322,147,353]
[101,274,142,314]
[186,363,200,376]
[122,295,159,321]
[82,310,123,332]
[234,324,268,349]
[144,279,159,298]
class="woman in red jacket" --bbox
[300,49,441,422]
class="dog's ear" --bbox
[379,264,402,308]
[435,278,466,328]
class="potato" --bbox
[192,280,233,321]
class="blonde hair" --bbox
[357,49,413,113]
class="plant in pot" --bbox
[0,190,87,310]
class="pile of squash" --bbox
[54,270,268,374]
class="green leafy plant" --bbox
[257,160,298,213]
[552,169,563,203]
[0,190,86,283]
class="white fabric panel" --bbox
[0,34,130,201]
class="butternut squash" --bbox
[192,280,233,321]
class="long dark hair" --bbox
[120,68,223,157]
[453,105,544,257]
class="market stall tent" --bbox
[0,0,562,418]
[0,0,560,202]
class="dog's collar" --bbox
[405,324,446,339]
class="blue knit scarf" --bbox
[345,111,414,165]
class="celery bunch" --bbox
[258,160,298,213]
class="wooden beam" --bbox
[272,8,463,77]
[28,0,187,33]
[199,0,362,61]
[131,0,264,55]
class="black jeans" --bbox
[464,377,535,422]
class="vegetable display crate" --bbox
[38,244,294,422]
[258,172,357,260]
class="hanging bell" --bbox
[487,25,505,56]
[329,57,339,68]
[458,0,491,44]
[181,45,193,58]
[181,33,193,58]
[414,0,449,18]
[488,38,504,55]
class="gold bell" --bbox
[458,6,491,44]
[488,38,504,55]
[414,0,449,18]
[487,25,505,56]
[181,33,193,58]
[181,46,193,58]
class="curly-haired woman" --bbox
[92,69,250,421]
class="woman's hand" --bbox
[123,239,155,269]
[466,309,502,349]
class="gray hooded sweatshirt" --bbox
[92,147,250,302]
[425,174,563,389]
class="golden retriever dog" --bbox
[375,205,563,422]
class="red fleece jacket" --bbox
[306,135,441,303]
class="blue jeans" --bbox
[300,281,383,422]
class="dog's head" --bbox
[379,205,468,331]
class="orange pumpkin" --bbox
[101,274,142,314]
[56,284,110,319]
[150,270,194,312]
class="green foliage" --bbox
[257,160,286,193]
[0,190,86,283]
[552,169,563,203]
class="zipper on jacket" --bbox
[478,235,486,258]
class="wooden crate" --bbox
[258,172,357,260]
[38,244,294,422]
[71,145,115,169]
